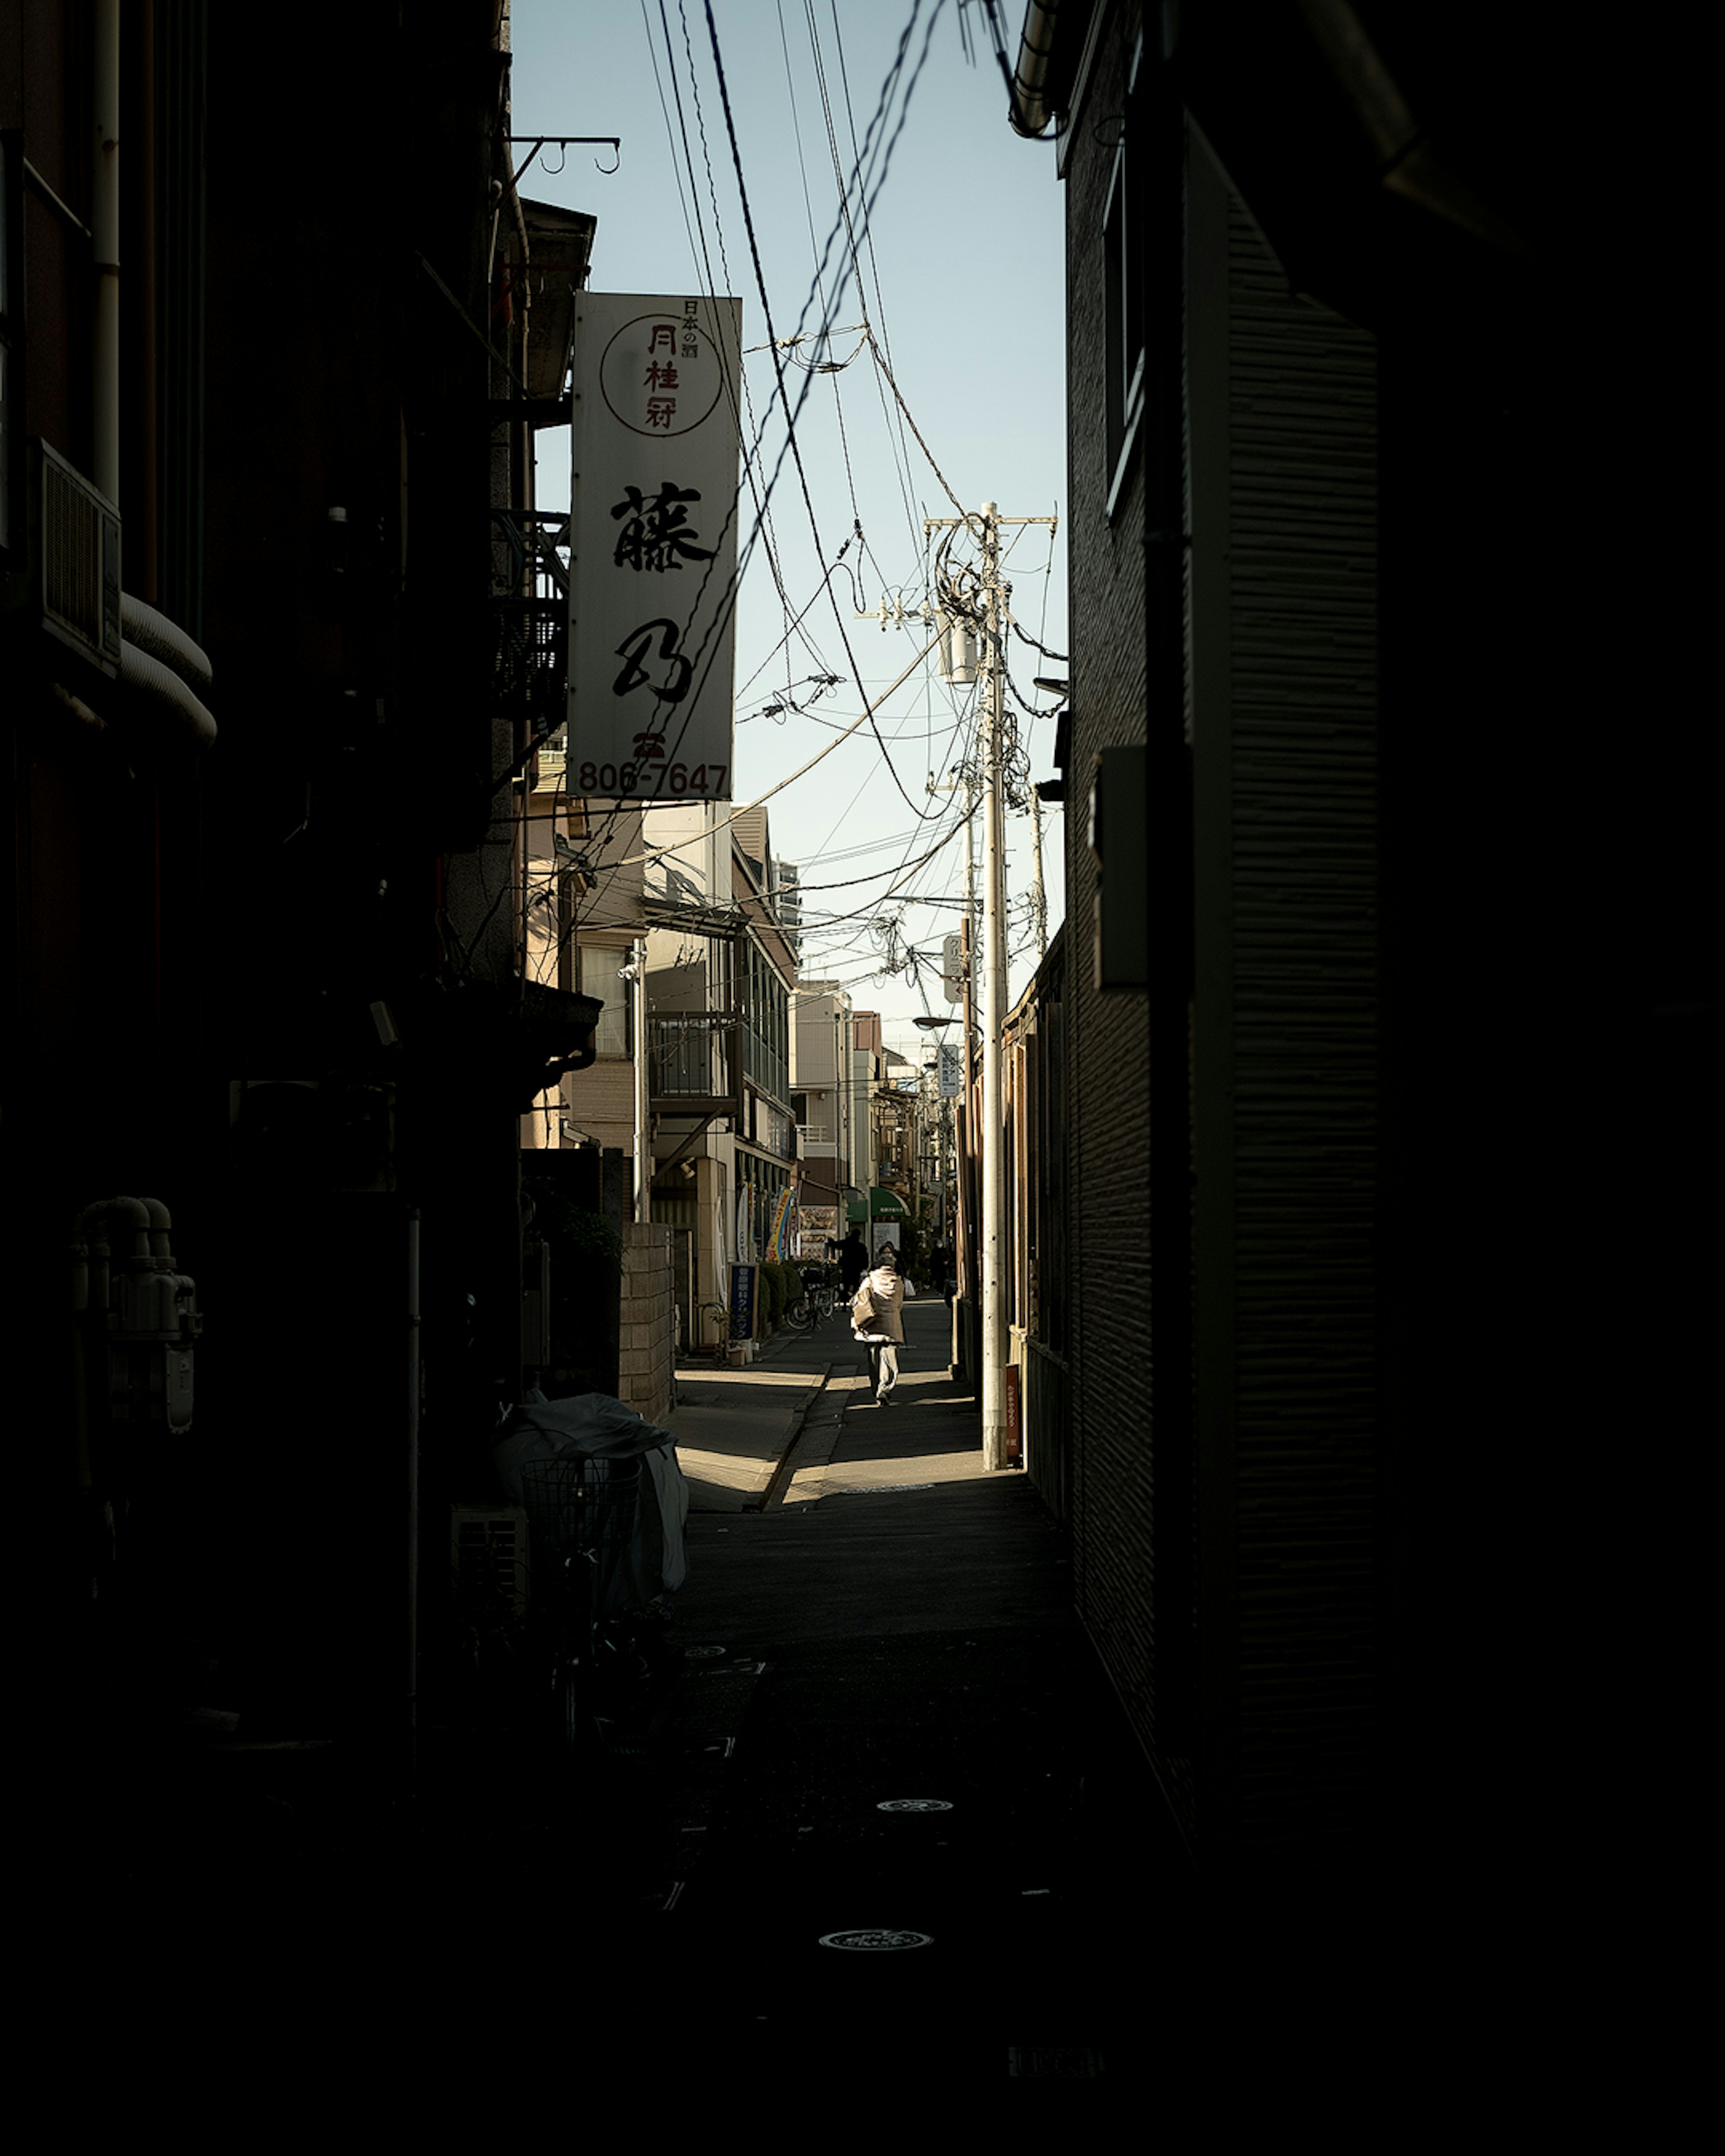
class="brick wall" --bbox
[1061,4,1172,1825]
[1060,12,1384,1873]
[619,1222,675,1427]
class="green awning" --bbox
[846,1199,868,1224]
[867,1186,909,1220]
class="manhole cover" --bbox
[818,1929,933,1952]
[876,1799,953,1812]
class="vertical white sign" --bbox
[938,1041,964,1099]
[942,931,964,1003]
[569,293,742,801]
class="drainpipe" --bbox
[1007,0,1066,139]
[406,1208,421,1778]
[93,0,122,502]
[632,942,651,1224]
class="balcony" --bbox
[649,1012,740,1118]
[754,1099,797,1163]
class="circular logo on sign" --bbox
[600,312,726,438]
[876,1799,953,1812]
[818,1929,934,1952]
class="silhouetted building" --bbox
[7,0,601,1769]
[1003,0,1707,1902]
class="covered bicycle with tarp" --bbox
[494,1392,689,1750]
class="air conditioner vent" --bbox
[451,1504,531,1619]
[33,441,122,671]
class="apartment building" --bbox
[643,801,800,1348]
[790,980,858,1253]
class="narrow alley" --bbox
[88,1299,1194,2080]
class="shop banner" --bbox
[769,1188,796,1260]
[569,292,743,801]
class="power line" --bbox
[702,0,948,827]
[570,0,953,928]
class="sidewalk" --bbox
[661,1326,833,1513]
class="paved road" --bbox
[517,1296,1196,2076]
[80,1298,1197,2081]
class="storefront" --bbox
[847,1184,910,1258]
[735,1148,795,1263]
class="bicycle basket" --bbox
[518,1456,643,1605]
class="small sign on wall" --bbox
[729,1262,759,1341]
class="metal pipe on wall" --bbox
[93,0,122,503]
[633,938,650,1223]
[406,1208,421,1774]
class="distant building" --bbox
[791,981,859,1245]
[642,801,800,1349]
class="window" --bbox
[1102,35,1146,516]
[0,135,20,558]
[579,945,632,1056]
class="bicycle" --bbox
[518,1454,643,1754]
[785,1265,840,1333]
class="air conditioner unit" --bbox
[21,440,122,675]
[451,1505,531,1620]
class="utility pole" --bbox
[924,503,1056,1469]
[978,506,1009,1469]
[927,761,980,1000]
[1028,783,1049,960]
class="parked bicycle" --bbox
[518,1454,643,1754]
[785,1263,840,1333]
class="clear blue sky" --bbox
[510,0,1069,1059]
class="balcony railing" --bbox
[757,1101,797,1163]
[649,1013,739,1113]
[492,508,569,729]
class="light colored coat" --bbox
[851,1265,906,1343]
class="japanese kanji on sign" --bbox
[568,292,743,801]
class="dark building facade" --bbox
[1007,0,1708,1900]
[5,1,602,1783]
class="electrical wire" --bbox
[547,0,1067,994]
[566,0,954,933]
[702,0,949,828]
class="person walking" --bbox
[838,1227,868,1293]
[851,1250,908,1405]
